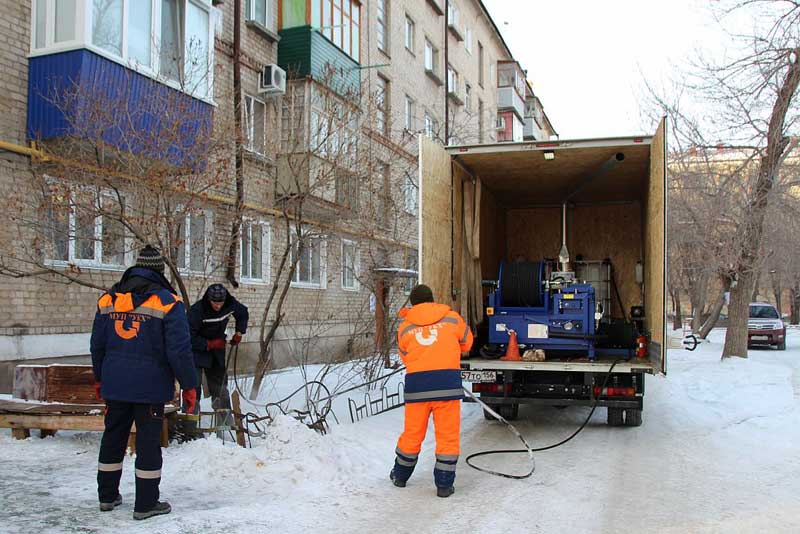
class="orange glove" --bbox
[230,332,243,345]
[94,382,103,401]
[182,389,197,414]
[207,338,225,351]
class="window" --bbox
[176,210,212,273]
[244,95,267,155]
[447,65,458,95]
[424,112,435,138]
[464,82,472,111]
[292,232,327,288]
[246,0,272,29]
[336,169,359,210]
[403,171,417,215]
[375,75,389,135]
[377,162,391,227]
[490,63,496,85]
[31,0,214,99]
[44,184,128,268]
[465,27,472,54]
[341,240,359,291]
[241,220,270,282]
[405,15,415,52]
[313,0,361,62]
[478,99,484,143]
[447,3,459,27]
[424,38,439,74]
[376,0,388,54]
[478,41,484,87]
[404,96,415,131]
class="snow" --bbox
[2,330,800,533]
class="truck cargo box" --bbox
[418,119,667,375]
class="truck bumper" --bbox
[465,395,643,410]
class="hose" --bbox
[464,358,627,479]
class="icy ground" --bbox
[1,329,800,534]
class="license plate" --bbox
[751,335,769,341]
[461,370,497,383]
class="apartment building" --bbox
[0,0,555,383]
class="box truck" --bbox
[418,119,666,426]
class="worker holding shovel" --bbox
[391,284,473,498]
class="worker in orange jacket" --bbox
[390,284,473,498]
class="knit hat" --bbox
[135,245,165,274]
[409,284,434,306]
[207,283,228,302]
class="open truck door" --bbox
[645,118,667,374]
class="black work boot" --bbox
[99,494,122,512]
[389,469,406,488]
[132,501,171,520]
[436,486,455,498]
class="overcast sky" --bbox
[482,0,724,139]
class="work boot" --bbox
[99,494,122,512]
[132,501,171,521]
[436,486,455,498]
[389,469,406,488]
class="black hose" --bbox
[501,261,543,307]
[465,357,629,479]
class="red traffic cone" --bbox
[500,329,522,361]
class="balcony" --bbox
[497,86,525,120]
[278,26,361,98]
[27,49,212,165]
[523,116,544,141]
[426,0,445,16]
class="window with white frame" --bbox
[246,0,273,30]
[341,240,359,290]
[44,183,128,268]
[447,65,459,95]
[403,171,417,215]
[447,3,459,28]
[424,38,439,74]
[240,220,270,282]
[375,75,389,135]
[176,209,212,273]
[464,82,472,111]
[244,95,267,155]
[424,112,434,138]
[404,15,414,52]
[465,27,472,54]
[292,231,327,288]
[376,0,388,54]
[404,95,415,131]
[31,0,215,99]
[335,168,359,210]
[311,0,361,62]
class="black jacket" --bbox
[189,287,249,368]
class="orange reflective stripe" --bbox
[98,294,114,314]
[136,294,176,317]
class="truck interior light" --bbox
[543,150,555,160]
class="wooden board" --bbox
[645,118,667,372]
[419,135,454,306]
[12,364,99,404]
[12,366,47,401]
[505,204,643,317]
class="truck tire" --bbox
[498,403,519,421]
[607,407,624,426]
[624,409,643,427]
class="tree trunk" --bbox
[698,277,731,339]
[690,274,709,333]
[751,271,761,302]
[791,285,800,325]
[723,273,755,358]
[772,281,783,317]
[671,289,683,331]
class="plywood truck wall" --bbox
[645,119,667,369]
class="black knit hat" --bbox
[409,284,434,306]
[207,283,228,302]
[135,245,165,274]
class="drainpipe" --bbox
[227,0,244,288]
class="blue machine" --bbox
[487,261,598,360]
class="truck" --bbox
[417,119,667,427]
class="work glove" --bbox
[182,389,197,414]
[230,332,243,346]
[207,338,226,351]
[94,382,103,401]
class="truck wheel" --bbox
[499,403,519,421]
[624,409,643,427]
[607,407,624,426]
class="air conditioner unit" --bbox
[259,64,286,95]
[495,117,506,130]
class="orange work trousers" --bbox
[396,400,461,456]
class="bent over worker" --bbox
[188,283,248,411]
[391,284,473,498]
[91,245,198,520]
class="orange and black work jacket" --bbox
[90,267,198,404]
[397,303,473,403]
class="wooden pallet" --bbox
[0,399,178,451]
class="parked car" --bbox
[748,302,786,350]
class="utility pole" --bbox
[444,0,449,144]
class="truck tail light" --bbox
[593,386,636,397]
[473,383,511,393]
